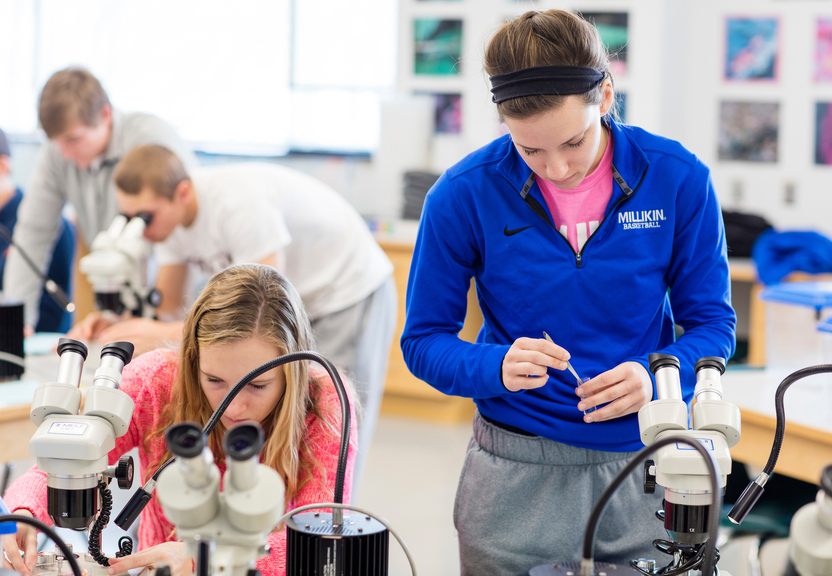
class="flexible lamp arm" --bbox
[728,364,832,525]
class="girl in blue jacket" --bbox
[401,9,736,574]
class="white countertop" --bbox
[722,365,832,434]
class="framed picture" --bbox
[816,18,832,82]
[580,11,628,77]
[718,101,779,162]
[414,92,463,133]
[815,102,832,165]
[413,19,463,75]
[433,93,462,133]
[724,17,778,81]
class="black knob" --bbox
[116,455,134,490]
[644,459,657,494]
[156,564,172,576]
[147,288,162,308]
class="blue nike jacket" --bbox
[401,117,736,452]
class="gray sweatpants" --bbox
[454,412,666,576]
[311,275,397,500]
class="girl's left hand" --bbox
[574,361,653,423]
[106,542,191,576]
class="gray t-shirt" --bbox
[4,109,196,327]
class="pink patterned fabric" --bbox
[3,349,357,576]
[536,132,614,253]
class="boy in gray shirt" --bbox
[3,67,196,332]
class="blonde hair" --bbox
[115,145,190,200]
[38,68,111,138]
[147,264,339,502]
[484,10,615,120]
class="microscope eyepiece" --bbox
[694,356,726,375]
[165,422,205,458]
[101,342,135,366]
[223,422,264,461]
[134,211,154,225]
[57,338,88,360]
[648,353,680,374]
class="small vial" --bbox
[578,376,596,415]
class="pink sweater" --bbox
[4,349,357,576]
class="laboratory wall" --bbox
[7,0,832,236]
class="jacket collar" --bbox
[496,115,650,202]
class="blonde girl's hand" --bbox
[574,361,653,423]
[106,542,191,576]
[501,336,571,392]
[2,509,38,575]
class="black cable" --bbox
[0,513,83,576]
[87,481,133,566]
[581,435,721,576]
[0,222,74,313]
[152,351,351,506]
[764,364,832,475]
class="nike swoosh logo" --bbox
[504,225,534,237]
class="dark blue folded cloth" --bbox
[752,228,832,285]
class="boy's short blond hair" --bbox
[115,145,190,200]
[38,68,111,138]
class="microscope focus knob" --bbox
[116,455,135,490]
[147,288,162,308]
[643,459,657,494]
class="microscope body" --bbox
[79,214,158,318]
[636,355,740,575]
[156,423,285,576]
[786,466,832,576]
[28,340,136,531]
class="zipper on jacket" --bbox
[574,164,649,267]
[510,164,649,268]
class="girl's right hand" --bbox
[2,509,38,575]
[501,336,571,392]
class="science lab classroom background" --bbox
[2,0,832,575]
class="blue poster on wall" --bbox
[725,17,778,81]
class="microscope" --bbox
[635,354,741,574]
[527,354,738,576]
[28,337,137,576]
[155,421,284,576]
[79,214,160,317]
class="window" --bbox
[0,0,397,154]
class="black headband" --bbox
[489,65,605,104]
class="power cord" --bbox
[87,481,133,567]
